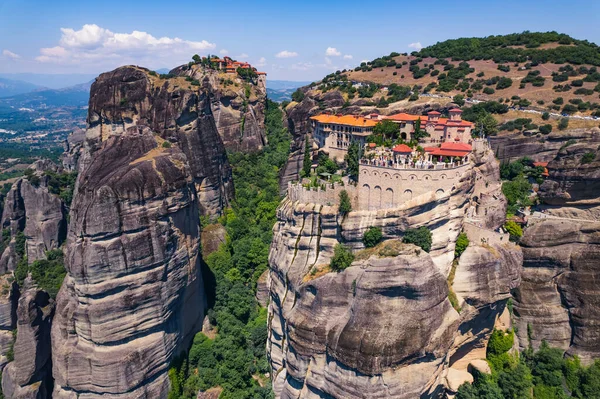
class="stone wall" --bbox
[287,181,358,208]
[358,163,471,210]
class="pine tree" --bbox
[302,135,312,177]
[345,141,361,181]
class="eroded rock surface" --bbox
[268,147,521,398]
[51,118,206,397]
[2,284,54,399]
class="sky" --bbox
[0,0,599,83]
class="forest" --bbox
[167,99,290,399]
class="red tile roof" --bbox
[441,142,472,151]
[427,111,441,115]
[449,108,463,113]
[392,144,413,153]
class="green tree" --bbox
[345,141,361,181]
[403,227,432,252]
[192,54,201,63]
[542,111,550,120]
[504,220,523,241]
[479,113,499,136]
[453,94,465,106]
[302,135,312,177]
[413,118,429,140]
[363,227,383,248]
[330,244,355,271]
[291,89,305,102]
[454,232,469,258]
[373,120,400,141]
[558,118,569,130]
[339,190,352,214]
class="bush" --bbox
[363,227,383,248]
[454,232,469,258]
[496,77,513,90]
[162,141,172,148]
[539,124,552,134]
[291,89,305,102]
[483,87,496,95]
[504,220,523,241]
[339,190,352,214]
[453,94,465,106]
[487,329,515,356]
[582,152,596,164]
[558,118,569,130]
[330,244,355,271]
[542,111,550,120]
[403,227,432,252]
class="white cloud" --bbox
[2,50,21,59]
[275,50,298,58]
[325,47,341,57]
[235,53,249,60]
[408,42,423,50]
[220,49,229,55]
[256,57,267,67]
[343,54,353,60]
[35,24,216,69]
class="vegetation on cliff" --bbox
[168,99,290,399]
[458,330,600,399]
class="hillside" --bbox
[301,32,600,125]
[0,77,42,98]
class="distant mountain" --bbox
[267,80,311,102]
[0,73,98,90]
[0,80,93,109]
[0,78,43,98]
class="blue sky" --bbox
[0,0,598,82]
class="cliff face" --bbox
[51,125,206,397]
[84,65,233,216]
[172,64,267,152]
[513,135,600,364]
[267,147,521,398]
[0,160,67,272]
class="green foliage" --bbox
[237,67,258,81]
[558,118,569,130]
[540,124,553,134]
[453,94,465,106]
[502,174,533,214]
[582,152,596,164]
[44,170,77,206]
[504,220,524,241]
[363,227,383,248]
[14,231,26,258]
[345,141,361,181]
[488,329,515,356]
[373,120,400,140]
[330,244,355,271]
[14,249,66,298]
[23,169,40,187]
[454,232,469,258]
[403,227,432,252]
[302,135,312,177]
[291,89,305,102]
[496,77,513,90]
[338,190,352,214]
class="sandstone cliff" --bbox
[51,125,206,397]
[171,63,267,152]
[83,65,233,216]
[513,134,600,364]
[0,160,67,272]
[267,147,521,398]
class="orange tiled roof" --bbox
[392,144,413,153]
[441,142,472,151]
[310,114,378,127]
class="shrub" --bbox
[542,112,550,120]
[497,64,510,73]
[539,124,552,134]
[403,227,432,252]
[454,232,469,258]
[453,94,465,106]
[487,329,515,356]
[553,97,564,105]
[504,220,523,241]
[330,244,354,271]
[483,87,495,95]
[162,141,172,148]
[363,227,383,248]
[339,190,352,214]
[496,77,513,90]
[582,152,596,164]
[558,118,569,130]
[291,89,305,102]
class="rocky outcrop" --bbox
[490,128,600,163]
[51,120,206,397]
[267,147,521,398]
[0,161,67,270]
[84,65,233,216]
[171,64,267,153]
[61,128,85,172]
[0,276,17,371]
[513,139,600,364]
[2,283,54,399]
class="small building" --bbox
[310,114,377,161]
[384,108,474,143]
[423,142,472,164]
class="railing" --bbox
[360,159,470,171]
